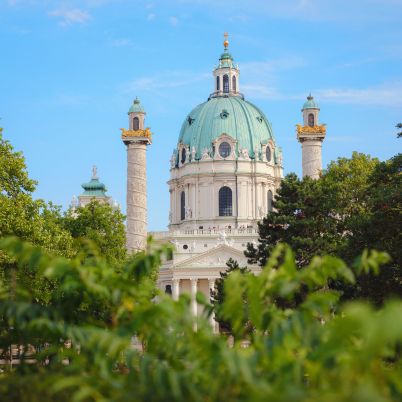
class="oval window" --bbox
[219,142,231,158]
[266,146,272,162]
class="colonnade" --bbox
[171,278,217,331]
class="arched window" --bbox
[219,186,232,216]
[308,113,314,127]
[216,76,220,91]
[223,74,229,93]
[181,148,186,164]
[133,117,139,130]
[266,146,272,162]
[180,191,185,220]
[267,190,273,213]
[232,75,236,92]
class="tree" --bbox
[396,122,402,138]
[245,152,402,304]
[343,153,402,304]
[2,237,402,402]
[211,258,251,334]
[0,128,75,261]
[62,200,127,266]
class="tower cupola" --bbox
[128,97,145,131]
[302,94,320,127]
[210,33,241,99]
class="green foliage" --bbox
[246,152,401,304]
[396,123,402,138]
[1,238,401,402]
[212,259,251,334]
[0,129,75,264]
[62,200,127,266]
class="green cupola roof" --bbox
[128,97,145,114]
[81,166,108,197]
[177,96,277,161]
[174,33,281,166]
[302,94,319,110]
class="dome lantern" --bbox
[211,33,241,99]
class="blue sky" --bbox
[1,0,401,231]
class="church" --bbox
[87,35,327,330]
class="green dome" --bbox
[128,97,144,114]
[216,50,236,68]
[81,177,107,197]
[177,96,276,161]
[302,94,319,110]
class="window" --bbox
[219,186,232,216]
[180,191,185,220]
[133,117,139,130]
[266,146,272,162]
[268,190,273,213]
[181,148,186,164]
[219,141,231,158]
[308,113,315,127]
[232,75,236,92]
[216,76,220,91]
[223,74,229,93]
[165,285,172,295]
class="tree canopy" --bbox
[245,151,401,304]
[62,200,127,266]
[0,128,75,264]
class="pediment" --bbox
[173,244,248,269]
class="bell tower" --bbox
[121,98,152,252]
[296,94,326,179]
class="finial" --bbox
[92,165,98,179]
[134,97,140,104]
[307,93,313,100]
[223,32,229,50]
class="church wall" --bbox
[168,158,282,230]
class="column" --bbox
[190,278,198,317]
[302,139,323,179]
[208,278,217,333]
[172,279,180,301]
[126,141,148,252]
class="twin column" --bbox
[171,278,217,332]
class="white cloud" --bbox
[123,71,209,94]
[147,13,155,21]
[242,80,402,107]
[316,82,402,107]
[110,38,130,47]
[169,16,178,26]
[48,8,91,26]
